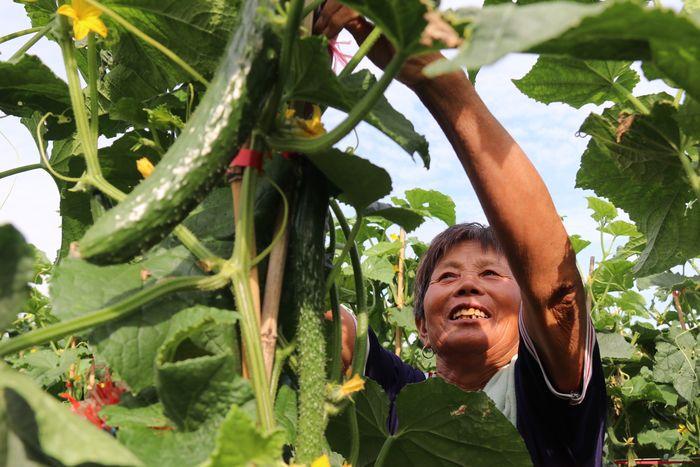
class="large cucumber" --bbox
[77,0,277,263]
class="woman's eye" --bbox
[438,272,458,281]
[482,270,499,277]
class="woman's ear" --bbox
[415,314,430,348]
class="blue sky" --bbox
[0,1,677,270]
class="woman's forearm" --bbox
[412,73,581,309]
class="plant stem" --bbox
[375,437,395,467]
[394,228,405,356]
[676,151,700,200]
[87,34,99,146]
[266,51,407,153]
[0,275,224,357]
[330,200,367,376]
[0,26,43,45]
[339,27,382,79]
[347,403,360,466]
[301,0,324,18]
[83,0,209,87]
[57,18,102,179]
[325,211,363,290]
[8,22,52,63]
[230,168,275,433]
[673,90,684,108]
[612,82,649,115]
[0,163,44,180]
[259,0,304,133]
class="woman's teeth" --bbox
[453,308,487,320]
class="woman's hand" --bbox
[312,0,444,89]
[324,304,357,371]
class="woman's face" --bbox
[417,240,521,362]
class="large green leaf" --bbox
[327,378,530,466]
[514,57,639,109]
[286,37,430,166]
[99,0,243,102]
[0,55,70,118]
[50,245,237,392]
[676,96,700,137]
[637,428,681,451]
[0,363,142,466]
[337,0,428,52]
[430,2,700,100]
[202,405,285,467]
[11,347,90,388]
[576,100,700,275]
[307,149,392,210]
[155,309,247,431]
[0,225,35,332]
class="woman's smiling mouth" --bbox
[449,305,491,320]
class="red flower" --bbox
[60,369,125,431]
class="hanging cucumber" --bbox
[287,164,330,464]
[77,0,277,263]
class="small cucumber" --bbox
[77,0,277,263]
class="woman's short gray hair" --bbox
[413,223,503,320]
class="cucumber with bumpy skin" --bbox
[77,0,276,263]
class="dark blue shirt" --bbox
[364,326,606,466]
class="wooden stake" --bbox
[586,256,595,313]
[672,290,688,331]
[394,229,406,356]
[261,204,291,380]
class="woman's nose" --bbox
[453,275,484,296]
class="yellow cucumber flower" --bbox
[136,157,154,178]
[339,373,365,397]
[295,105,326,137]
[310,454,331,467]
[57,0,108,41]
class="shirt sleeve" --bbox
[514,314,607,466]
[364,327,425,398]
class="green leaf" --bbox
[286,37,430,166]
[637,428,681,451]
[50,245,237,392]
[364,241,402,257]
[0,363,142,466]
[116,422,219,467]
[14,0,55,27]
[359,256,395,285]
[386,306,417,333]
[676,96,700,137]
[146,104,185,131]
[596,332,634,360]
[0,225,35,332]
[307,149,392,210]
[109,97,150,128]
[202,405,285,467]
[405,188,456,226]
[592,258,634,295]
[100,402,171,429]
[576,101,700,275]
[586,197,617,223]
[364,203,426,233]
[327,378,530,466]
[99,0,242,102]
[155,310,248,431]
[274,385,297,445]
[601,220,639,238]
[0,55,70,118]
[425,2,607,76]
[653,339,699,402]
[569,234,591,254]
[337,0,428,52]
[613,375,677,406]
[430,2,700,101]
[514,57,639,109]
[613,290,647,316]
[636,271,699,291]
[11,347,90,388]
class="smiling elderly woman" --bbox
[316,2,607,466]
